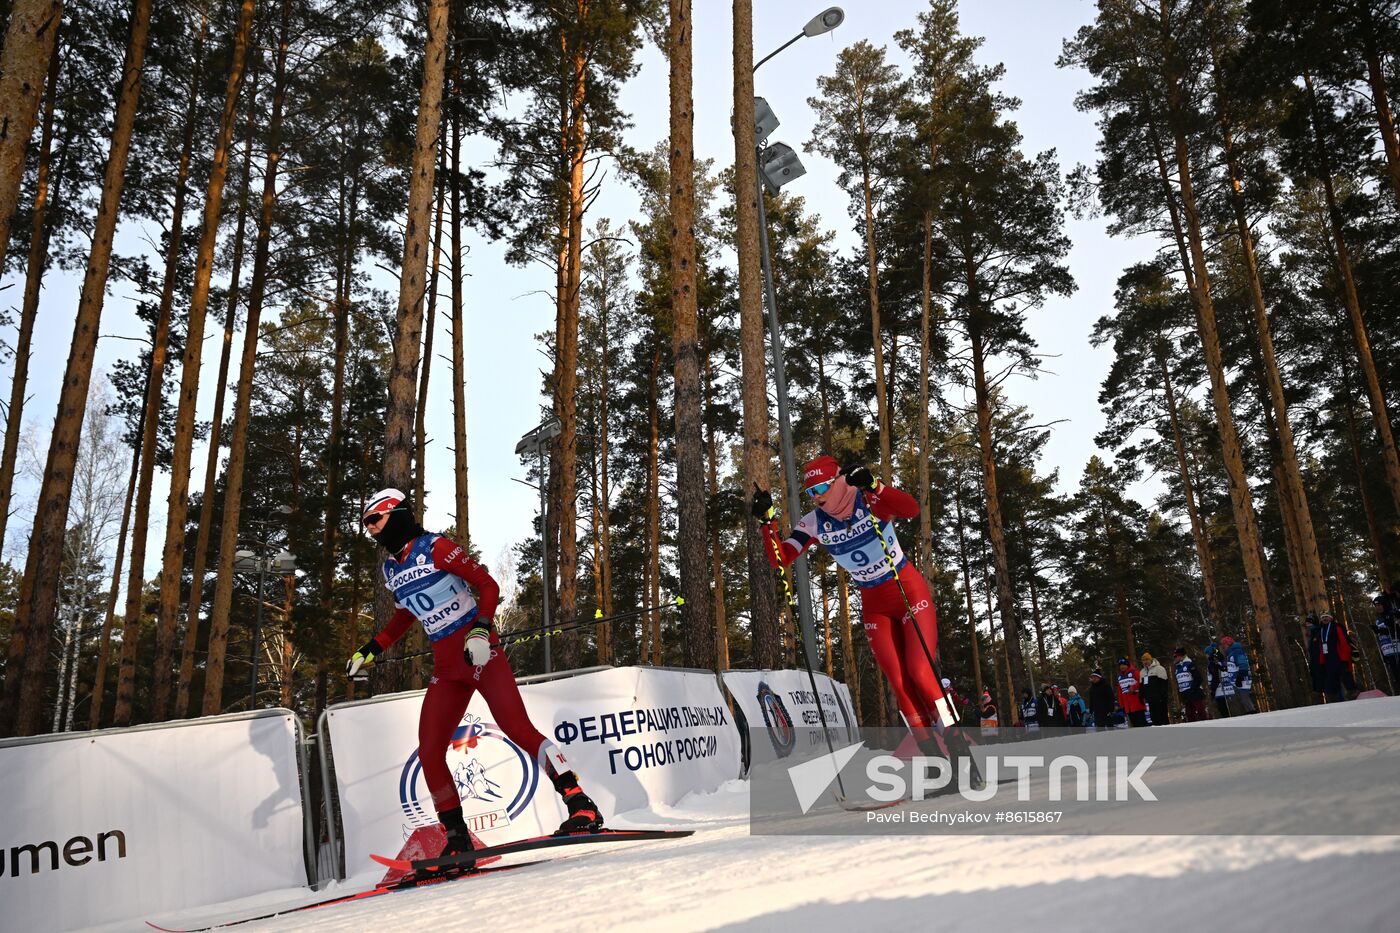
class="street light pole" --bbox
[747,5,843,672]
[754,170,818,670]
[517,416,562,675]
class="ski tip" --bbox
[370,852,412,871]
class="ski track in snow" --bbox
[128,699,1400,933]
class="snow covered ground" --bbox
[131,698,1400,933]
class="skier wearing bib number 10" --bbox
[751,456,981,785]
[346,488,604,864]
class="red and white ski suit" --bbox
[761,484,953,734]
[371,534,557,815]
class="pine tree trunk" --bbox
[1337,350,1392,588]
[952,460,985,705]
[969,324,1029,692]
[90,439,139,730]
[1213,66,1330,619]
[917,208,934,574]
[314,157,356,724]
[1026,543,1047,670]
[0,0,152,737]
[1362,36,1400,213]
[381,0,449,496]
[596,250,613,650]
[149,0,258,722]
[1162,68,1298,706]
[177,54,254,718]
[668,0,714,671]
[836,567,860,722]
[202,0,291,715]
[449,106,468,542]
[0,0,63,270]
[0,37,61,555]
[414,143,447,509]
[1302,71,1400,522]
[731,0,781,669]
[647,347,663,665]
[554,7,591,669]
[375,0,450,671]
[1156,347,1224,634]
[114,4,211,726]
[858,111,891,483]
[704,352,729,671]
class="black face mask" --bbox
[373,506,425,556]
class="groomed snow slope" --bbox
[134,697,1400,933]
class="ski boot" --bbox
[943,726,986,791]
[435,806,477,873]
[916,728,986,793]
[551,768,605,835]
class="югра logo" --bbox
[757,681,796,758]
[398,713,540,835]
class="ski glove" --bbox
[843,464,875,490]
[465,621,492,667]
[751,486,774,521]
[346,638,384,678]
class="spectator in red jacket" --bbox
[1115,657,1149,727]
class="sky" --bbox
[0,0,1159,589]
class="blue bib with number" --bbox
[382,534,479,642]
[811,493,906,588]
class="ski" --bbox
[144,859,542,932]
[370,827,695,874]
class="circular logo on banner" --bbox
[756,681,796,758]
[399,713,540,834]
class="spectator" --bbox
[1065,685,1088,729]
[1307,612,1355,703]
[1172,647,1208,722]
[1220,635,1257,714]
[979,691,999,737]
[1206,642,1233,718]
[1088,669,1115,731]
[1141,651,1171,725]
[1036,683,1066,728]
[1372,596,1400,693]
[1115,657,1149,727]
[1020,688,1039,734]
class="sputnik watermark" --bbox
[789,745,1157,814]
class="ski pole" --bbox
[757,487,848,802]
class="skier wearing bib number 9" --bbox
[752,457,980,782]
[348,488,604,862]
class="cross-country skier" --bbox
[751,457,978,773]
[348,488,603,862]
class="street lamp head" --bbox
[803,7,844,37]
[759,142,806,192]
[515,415,563,455]
[754,97,779,142]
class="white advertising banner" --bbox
[722,669,859,769]
[327,666,741,880]
[0,711,307,933]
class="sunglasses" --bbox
[806,481,832,497]
[362,511,389,529]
